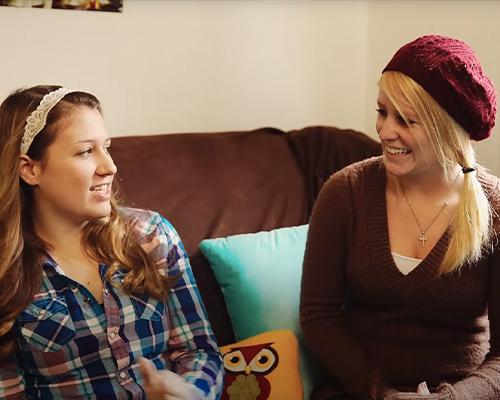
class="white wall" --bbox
[0,0,369,135]
[0,0,499,173]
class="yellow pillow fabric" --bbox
[220,330,304,400]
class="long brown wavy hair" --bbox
[0,85,177,359]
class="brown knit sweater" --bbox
[300,156,500,400]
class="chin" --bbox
[87,204,113,220]
[383,156,415,176]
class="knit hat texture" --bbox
[383,34,496,141]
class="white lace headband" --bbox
[20,87,75,155]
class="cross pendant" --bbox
[419,233,427,246]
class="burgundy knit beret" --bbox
[383,35,496,141]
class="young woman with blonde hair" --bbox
[300,35,500,399]
[0,85,223,399]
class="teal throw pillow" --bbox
[200,224,320,398]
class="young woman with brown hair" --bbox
[0,85,223,399]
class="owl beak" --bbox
[244,366,252,375]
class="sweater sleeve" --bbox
[300,171,374,397]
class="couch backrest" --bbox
[110,126,381,345]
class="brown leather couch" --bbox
[110,125,381,346]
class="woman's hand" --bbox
[416,382,431,395]
[138,358,205,400]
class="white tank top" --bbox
[391,251,422,275]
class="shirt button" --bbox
[104,288,110,296]
[37,309,47,320]
[119,371,127,379]
[109,332,117,339]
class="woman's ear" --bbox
[19,155,41,186]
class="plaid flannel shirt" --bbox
[0,208,223,399]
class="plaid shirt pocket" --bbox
[18,296,76,352]
[129,294,166,321]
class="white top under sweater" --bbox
[392,251,422,275]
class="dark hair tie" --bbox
[462,166,476,174]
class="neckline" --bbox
[391,251,422,263]
[366,160,450,299]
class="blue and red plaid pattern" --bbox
[0,208,223,399]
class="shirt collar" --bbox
[42,255,66,277]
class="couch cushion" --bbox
[110,127,309,345]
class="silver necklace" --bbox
[400,174,458,247]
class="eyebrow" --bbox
[376,100,417,119]
[401,108,418,120]
[76,138,112,144]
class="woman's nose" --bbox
[377,117,399,141]
[96,151,117,176]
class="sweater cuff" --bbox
[376,384,455,400]
[436,383,455,399]
[383,392,451,400]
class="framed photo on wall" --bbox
[0,0,123,12]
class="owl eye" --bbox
[222,350,246,372]
[249,348,277,373]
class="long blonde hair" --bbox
[0,85,176,359]
[379,71,493,274]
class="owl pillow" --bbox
[220,330,303,400]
